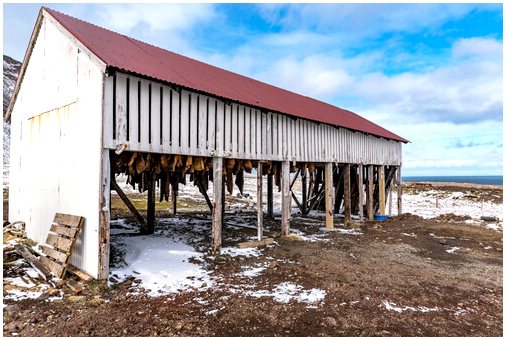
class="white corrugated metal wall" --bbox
[104,72,402,165]
[8,16,104,278]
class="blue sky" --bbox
[3,3,503,176]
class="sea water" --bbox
[402,176,503,185]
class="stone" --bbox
[323,316,337,327]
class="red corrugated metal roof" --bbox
[44,7,408,143]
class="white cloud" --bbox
[256,3,489,37]
[95,4,216,33]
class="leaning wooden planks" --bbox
[39,213,84,279]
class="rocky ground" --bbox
[3,181,503,336]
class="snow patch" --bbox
[246,282,326,307]
[446,247,460,254]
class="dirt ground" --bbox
[3,183,503,337]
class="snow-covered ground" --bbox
[389,190,503,229]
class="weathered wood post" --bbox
[397,166,403,215]
[343,163,351,225]
[358,164,364,221]
[171,180,177,216]
[378,165,386,215]
[212,157,223,251]
[281,160,290,235]
[325,162,334,229]
[301,167,307,214]
[267,173,273,217]
[257,162,263,241]
[367,165,374,220]
[146,172,156,234]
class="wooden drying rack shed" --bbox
[6,7,408,280]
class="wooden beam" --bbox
[15,245,52,280]
[267,173,273,217]
[146,172,156,234]
[257,162,263,241]
[358,164,364,221]
[325,162,334,229]
[301,169,307,215]
[196,174,213,212]
[171,178,178,216]
[281,160,290,236]
[397,166,403,215]
[367,165,374,220]
[343,163,351,225]
[378,165,386,215]
[212,157,223,251]
[110,177,146,229]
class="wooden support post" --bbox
[388,182,393,216]
[281,160,290,236]
[325,162,334,229]
[343,163,351,225]
[267,173,273,217]
[257,163,263,241]
[358,164,364,221]
[212,157,223,251]
[110,177,146,229]
[397,166,403,215]
[367,165,374,220]
[301,169,307,215]
[171,176,178,216]
[378,165,386,215]
[146,172,156,234]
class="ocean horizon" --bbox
[403,175,503,185]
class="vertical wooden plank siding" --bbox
[215,100,225,154]
[150,83,161,150]
[244,107,251,156]
[180,90,190,154]
[161,85,171,151]
[103,76,114,148]
[128,77,139,150]
[139,79,150,150]
[189,93,198,153]
[224,103,231,154]
[207,98,216,152]
[171,89,180,153]
[115,73,127,143]
[231,103,238,156]
[256,110,262,159]
[238,106,245,157]
[265,112,271,157]
[105,72,403,165]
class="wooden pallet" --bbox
[39,213,84,279]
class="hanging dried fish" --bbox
[194,157,205,172]
[308,163,316,176]
[160,154,169,171]
[243,159,253,173]
[135,154,146,174]
[235,170,244,194]
[226,172,234,194]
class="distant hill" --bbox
[3,55,21,182]
[3,55,21,116]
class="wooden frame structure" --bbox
[7,7,406,279]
